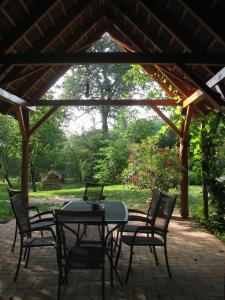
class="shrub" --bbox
[122,137,180,193]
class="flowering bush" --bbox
[122,137,180,193]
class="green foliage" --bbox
[189,111,225,233]
[94,136,130,184]
[0,114,21,183]
[122,136,180,193]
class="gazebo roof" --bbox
[0,0,225,116]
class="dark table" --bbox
[63,200,128,225]
[62,200,128,285]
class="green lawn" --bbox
[0,181,202,221]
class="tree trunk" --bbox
[101,105,109,138]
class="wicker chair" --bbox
[8,187,54,252]
[121,193,176,283]
[114,190,162,265]
[83,182,105,202]
[10,194,56,281]
[55,209,111,300]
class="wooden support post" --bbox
[19,109,29,206]
[179,106,192,218]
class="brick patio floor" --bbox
[0,212,224,300]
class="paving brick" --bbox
[0,214,224,299]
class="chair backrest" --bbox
[7,187,22,199]
[147,190,162,222]
[83,182,105,202]
[154,193,176,234]
[10,194,30,234]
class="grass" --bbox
[1,181,223,242]
[0,181,200,220]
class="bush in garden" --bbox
[122,137,180,193]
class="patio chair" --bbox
[121,193,176,283]
[8,187,54,252]
[55,209,112,300]
[83,182,105,202]
[10,194,56,281]
[114,190,162,265]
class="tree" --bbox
[0,114,21,186]
[190,111,225,227]
[61,34,132,138]
[29,106,69,191]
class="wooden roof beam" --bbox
[177,0,225,48]
[26,99,180,107]
[107,22,185,99]
[1,52,225,65]
[0,0,95,86]
[0,0,60,53]
[139,0,198,53]
[0,87,35,111]
[183,66,225,108]
[21,15,105,98]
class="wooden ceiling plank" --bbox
[0,0,10,10]
[139,0,215,76]
[111,0,162,52]
[2,8,17,27]
[21,15,104,98]
[1,66,48,86]
[139,0,195,53]
[107,23,179,98]
[183,66,225,108]
[0,0,96,88]
[177,0,225,48]
[0,0,60,53]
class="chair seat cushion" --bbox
[24,236,55,247]
[122,235,164,246]
[67,245,103,269]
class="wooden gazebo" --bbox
[0,0,225,218]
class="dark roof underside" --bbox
[0,0,225,116]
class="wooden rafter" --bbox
[107,22,183,99]
[0,87,35,111]
[177,0,225,48]
[181,65,225,109]
[0,0,60,53]
[1,52,225,65]
[111,1,225,107]
[1,66,48,86]
[0,0,95,86]
[21,15,105,98]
